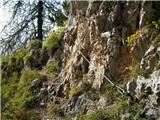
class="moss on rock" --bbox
[1,48,27,80]
[27,39,42,50]
[1,70,45,119]
[42,27,65,56]
[69,87,84,99]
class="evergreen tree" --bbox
[0,0,69,56]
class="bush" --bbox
[42,27,64,56]
[1,48,27,79]
[127,29,143,49]
[13,70,44,108]
[1,72,19,107]
[23,54,34,66]
[2,107,40,120]
[77,99,143,120]
[43,63,59,81]
[44,63,58,74]
[23,49,43,69]
[1,48,27,63]
[27,39,42,50]
[1,70,43,119]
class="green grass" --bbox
[13,70,44,107]
[76,99,143,120]
[1,70,44,119]
[43,63,59,81]
[42,27,64,56]
[69,87,84,99]
[43,63,58,74]
[27,39,42,50]
[47,104,62,114]
[1,48,27,63]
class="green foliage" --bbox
[130,60,142,80]
[1,70,43,119]
[127,29,143,49]
[28,39,42,50]
[1,48,27,63]
[1,72,19,106]
[44,63,58,74]
[77,110,105,120]
[47,104,61,114]
[13,70,43,108]
[1,48,27,81]
[23,49,43,69]
[104,100,129,119]
[69,87,84,99]
[2,108,40,120]
[23,54,33,66]
[152,20,160,30]
[77,99,143,120]
[119,60,146,86]
[100,84,122,105]
[42,27,65,56]
[43,63,59,81]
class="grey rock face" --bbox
[141,45,160,73]
[136,70,160,105]
[56,1,160,117]
[63,94,95,116]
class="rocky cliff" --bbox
[1,1,160,120]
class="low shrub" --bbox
[1,70,43,119]
[27,39,42,50]
[42,27,65,56]
[127,29,143,49]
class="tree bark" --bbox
[37,1,43,40]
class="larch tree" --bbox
[0,0,69,56]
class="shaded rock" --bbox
[127,80,137,96]
[136,70,160,106]
[140,106,158,119]
[141,45,159,73]
[63,94,95,116]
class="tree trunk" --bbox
[37,1,43,40]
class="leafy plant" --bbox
[127,29,143,49]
